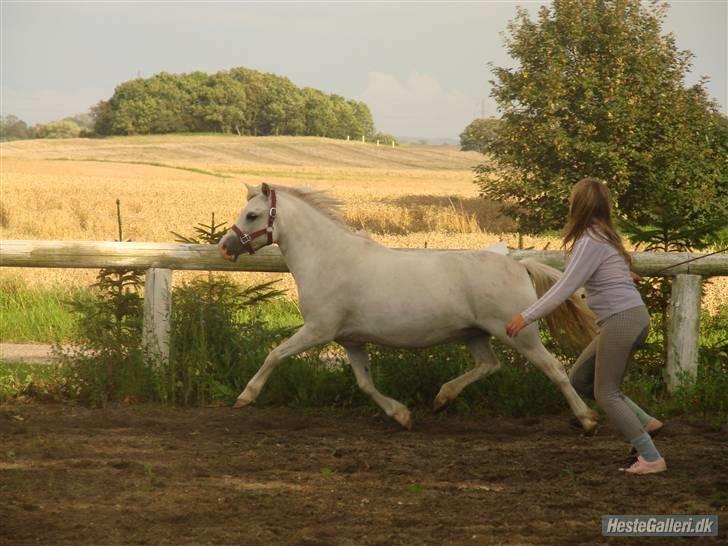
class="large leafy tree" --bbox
[475,0,727,247]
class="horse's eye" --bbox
[246,213,258,221]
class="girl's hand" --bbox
[630,271,642,284]
[506,314,528,337]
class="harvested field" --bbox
[1,135,725,313]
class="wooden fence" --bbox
[2,240,726,391]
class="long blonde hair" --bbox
[561,178,632,267]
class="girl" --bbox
[505,178,666,475]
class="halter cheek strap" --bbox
[231,189,277,255]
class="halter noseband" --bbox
[230,189,277,255]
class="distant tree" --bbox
[178,71,210,131]
[328,94,357,139]
[370,132,399,145]
[91,100,114,135]
[63,112,94,130]
[459,118,501,153]
[90,66,384,140]
[258,73,301,136]
[475,0,728,245]
[351,101,375,139]
[0,115,34,140]
[230,67,267,135]
[197,72,247,134]
[107,78,157,134]
[36,120,81,139]
[145,72,192,133]
[302,87,336,137]
[283,88,306,136]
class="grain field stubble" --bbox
[1,136,725,313]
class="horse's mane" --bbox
[271,184,371,239]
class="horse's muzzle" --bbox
[219,234,242,262]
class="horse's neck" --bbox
[276,194,365,279]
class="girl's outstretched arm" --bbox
[519,236,606,325]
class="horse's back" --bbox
[346,246,534,317]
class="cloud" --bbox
[358,71,492,139]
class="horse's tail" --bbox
[520,258,598,351]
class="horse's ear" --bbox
[261,182,271,197]
[245,183,256,200]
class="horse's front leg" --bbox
[342,343,412,430]
[234,324,331,408]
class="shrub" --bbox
[52,265,150,406]
[159,275,288,405]
[36,120,81,139]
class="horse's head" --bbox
[219,182,278,261]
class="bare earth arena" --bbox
[1,404,725,545]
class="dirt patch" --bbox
[0,344,54,364]
[0,404,725,545]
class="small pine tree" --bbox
[54,200,148,406]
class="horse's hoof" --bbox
[394,410,413,430]
[433,396,450,413]
[233,398,253,409]
[581,419,599,436]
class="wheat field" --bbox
[1,135,725,313]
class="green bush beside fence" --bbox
[1,273,725,427]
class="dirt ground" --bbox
[0,403,725,546]
[0,344,55,365]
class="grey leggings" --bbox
[569,304,651,441]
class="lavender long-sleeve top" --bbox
[520,227,644,326]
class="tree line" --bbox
[0,113,94,140]
[91,68,376,138]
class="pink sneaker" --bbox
[620,455,667,474]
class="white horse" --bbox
[219,183,599,432]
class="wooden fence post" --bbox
[143,268,172,366]
[666,273,702,391]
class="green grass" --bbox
[0,280,87,343]
[246,298,304,330]
[1,283,725,425]
[0,361,59,402]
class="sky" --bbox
[1,1,726,140]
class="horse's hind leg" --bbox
[508,331,598,433]
[342,342,412,430]
[234,324,331,408]
[433,335,500,412]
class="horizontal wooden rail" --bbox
[1,239,725,392]
[1,240,726,276]
[0,240,288,272]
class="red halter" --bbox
[230,189,277,255]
